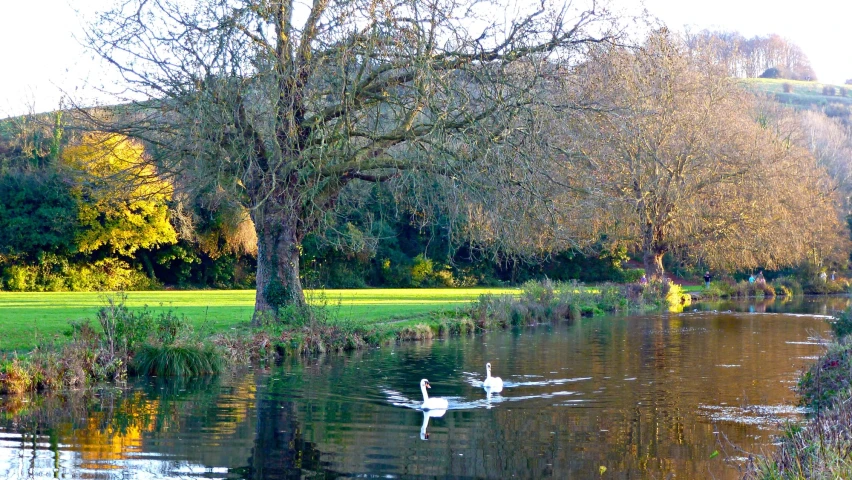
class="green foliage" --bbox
[701,280,730,299]
[797,340,852,412]
[773,276,803,296]
[832,309,852,339]
[263,278,291,311]
[3,256,157,292]
[410,254,435,286]
[622,268,645,283]
[0,169,80,259]
[804,278,848,294]
[97,293,156,359]
[133,344,222,377]
[0,357,34,394]
[469,280,656,328]
[725,280,778,299]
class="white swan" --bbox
[420,379,449,410]
[483,362,504,393]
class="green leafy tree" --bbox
[0,169,80,260]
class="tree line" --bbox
[0,0,849,321]
[685,30,817,80]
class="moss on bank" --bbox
[0,280,673,395]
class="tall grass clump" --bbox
[0,357,33,394]
[129,309,223,377]
[133,344,222,376]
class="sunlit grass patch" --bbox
[0,288,520,352]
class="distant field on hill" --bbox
[0,288,520,352]
[742,78,852,107]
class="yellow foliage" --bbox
[665,283,692,313]
[62,133,177,255]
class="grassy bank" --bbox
[0,288,518,352]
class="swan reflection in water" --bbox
[420,408,446,440]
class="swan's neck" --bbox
[421,384,429,401]
[486,366,492,380]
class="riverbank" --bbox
[0,280,677,394]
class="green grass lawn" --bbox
[0,288,520,352]
[742,78,852,107]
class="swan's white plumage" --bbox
[420,379,449,410]
[483,362,504,392]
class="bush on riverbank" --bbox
[797,340,852,413]
[803,278,849,295]
[773,277,803,297]
[470,280,667,327]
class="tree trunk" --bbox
[253,210,306,324]
[643,250,665,282]
[642,223,666,281]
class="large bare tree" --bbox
[547,32,846,279]
[82,0,619,317]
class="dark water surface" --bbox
[0,296,848,479]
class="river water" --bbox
[0,296,847,479]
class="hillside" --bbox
[743,78,852,107]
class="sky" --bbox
[1,0,850,118]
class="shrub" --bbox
[410,254,434,287]
[804,279,847,295]
[2,258,157,292]
[97,294,156,362]
[702,281,730,299]
[663,282,691,312]
[773,276,803,296]
[823,85,837,96]
[831,308,852,339]
[621,268,645,284]
[782,82,793,93]
[3,265,38,291]
[397,324,434,341]
[797,340,852,412]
